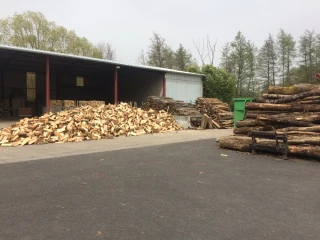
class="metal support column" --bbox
[56,75,60,100]
[0,68,4,98]
[162,74,166,97]
[114,66,118,104]
[46,56,50,112]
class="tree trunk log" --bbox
[218,135,320,159]
[287,136,320,145]
[236,119,266,128]
[288,145,320,159]
[277,125,320,133]
[257,88,320,104]
[278,131,320,136]
[233,126,275,135]
[297,100,320,104]
[256,113,320,125]
[268,84,320,95]
[256,115,315,127]
[246,102,320,112]
[302,96,320,100]
[261,93,293,99]
[218,136,252,152]
[245,110,281,119]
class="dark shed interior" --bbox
[0,46,164,116]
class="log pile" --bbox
[50,100,63,107]
[49,100,76,108]
[219,83,320,159]
[78,100,105,107]
[142,96,203,127]
[218,135,320,159]
[0,103,182,147]
[49,100,76,113]
[195,98,234,128]
[0,99,11,117]
[64,100,75,107]
[142,96,194,114]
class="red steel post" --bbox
[114,67,118,104]
[162,74,166,97]
[46,56,50,112]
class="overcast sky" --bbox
[1,0,319,65]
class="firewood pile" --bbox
[50,100,61,107]
[0,99,11,117]
[218,83,320,159]
[50,100,76,108]
[48,100,76,113]
[63,100,76,110]
[195,98,234,128]
[142,96,203,127]
[0,103,182,147]
[78,100,105,107]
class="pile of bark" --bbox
[0,103,182,147]
[219,83,320,159]
[0,99,11,117]
[142,96,203,127]
[196,98,233,128]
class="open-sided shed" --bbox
[0,45,203,116]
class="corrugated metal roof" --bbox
[0,45,204,77]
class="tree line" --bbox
[221,30,320,97]
[137,32,195,71]
[141,30,320,99]
[1,11,319,102]
[0,11,116,60]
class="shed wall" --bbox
[165,73,202,103]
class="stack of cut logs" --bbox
[195,98,234,128]
[219,83,320,159]
[64,100,76,108]
[0,99,11,117]
[0,103,182,147]
[49,100,76,113]
[50,100,76,108]
[50,100,63,107]
[78,100,105,107]
[142,96,203,127]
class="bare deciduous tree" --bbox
[97,41,116,60]
[137,49,148,65]
[193,35,217,66]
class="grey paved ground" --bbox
[0,117,20,129]
[1,139,320,240]
[0,129,233,164]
